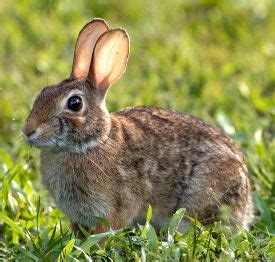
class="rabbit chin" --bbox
[28,136,100,154]
[53,137,101,154]
[71,139,100,153]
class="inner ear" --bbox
[71,19,109,79]
[89,28,130,96]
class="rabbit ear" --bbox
[89,28,130,96]
[71,19,109,78]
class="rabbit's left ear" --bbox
[71,19,109,78]
[89,28,130,96]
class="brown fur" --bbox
[23,19,253,233]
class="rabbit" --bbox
[23,18,253,235]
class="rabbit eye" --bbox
[67,96,82,112]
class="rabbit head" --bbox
[23,19,130,153]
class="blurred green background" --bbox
[0,0,274,260]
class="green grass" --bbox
[0,0,274,260]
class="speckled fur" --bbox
[24,78,253,231]
[24,20,253,232]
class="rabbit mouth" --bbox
[26,133,100,153]
[23,128,59,149]
[23,124,100,152]
[25,136,58,149]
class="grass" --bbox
[0,0,274,260]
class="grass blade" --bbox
[58,239,75,261]
[0,213,25,239]
[168,208,185,244]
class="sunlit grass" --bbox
[0,0,274,260]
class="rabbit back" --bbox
[111,106,253,227]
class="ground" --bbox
[0,0,274,260]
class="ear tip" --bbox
[108,28,130,42]
[91,18,110,28]
[119,28,130,39]
[81,18,110,32]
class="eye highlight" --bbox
[67,96,83,112]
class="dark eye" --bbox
[67,96,82,112]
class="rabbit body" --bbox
[41,105,253,230]
[23,19,253,232]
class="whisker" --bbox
[82,153,109,180]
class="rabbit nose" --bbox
[22,124,37,138]
[25,129,36,137]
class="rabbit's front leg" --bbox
[95,212,134,233]
[70,221,87,239]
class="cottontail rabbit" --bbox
[23,18,253,234]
